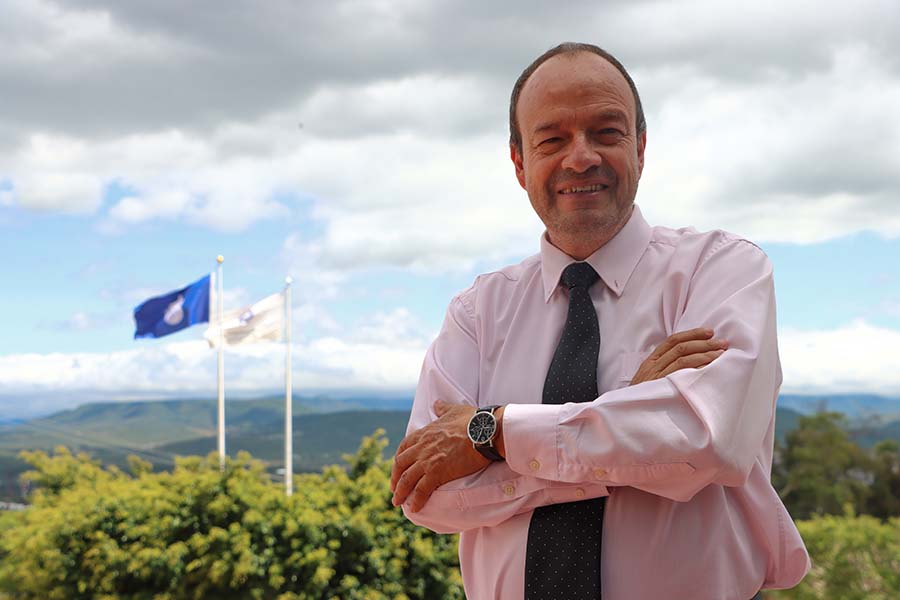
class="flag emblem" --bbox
[205,292,284,348]
[164,295,186,325]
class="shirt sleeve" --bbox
[401,289,609,534]
[502,239,781,502]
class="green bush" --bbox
[765,507,900,600]
[0,430,463,600]
[4,426,899,599]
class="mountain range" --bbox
[777,393,900,419]
[1,393,898,503]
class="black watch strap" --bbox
[473,405,504,462]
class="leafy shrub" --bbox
[765,507,900,600]
[0,430,463,600]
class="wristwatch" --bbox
[467,405,504,461]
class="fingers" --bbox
[392,460,426,507]
[655,337,728,373]
[647,327,714,361]
[632,329,729,385]
[390,444,416,492]
[659,349,726,378]
[407,472,440,512]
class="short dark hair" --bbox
[509,42,646,153]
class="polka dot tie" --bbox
[525,262,605,600]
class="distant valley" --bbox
[1,392,899,503]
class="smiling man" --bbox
[391,43,809,600]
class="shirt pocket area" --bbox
[615,348,655,389]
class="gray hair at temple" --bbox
[508,42,647,153]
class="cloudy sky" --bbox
[2,0,899,418]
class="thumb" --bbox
[433,399,449,416]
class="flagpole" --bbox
[284,276,293,496]
[216,255,225,472]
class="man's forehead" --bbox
[519,52,634,125]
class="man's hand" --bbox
[630,327,728,385]
[390,400,492,512]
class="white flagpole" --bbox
[216,255,226,471]
[284,276,293,496]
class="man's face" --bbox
[511,52,646,249]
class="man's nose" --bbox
[560,134,602,173]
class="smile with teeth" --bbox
[559,183,609,194]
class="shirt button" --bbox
[593,467,607,479]
[529,459,541,471]
[503,484,515,496]
[575,488,585,498]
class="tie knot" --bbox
[561,262,599,290]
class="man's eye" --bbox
[539,137,562,146]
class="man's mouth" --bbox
[558,183,609,194]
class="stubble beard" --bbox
[535,185,636,250]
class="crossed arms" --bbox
[392,240,780,534]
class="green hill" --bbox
[0,395,410,452]
[155,410,410,472]
[1,396,897,504]
[0,399,412,502]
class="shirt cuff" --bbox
[502,402,563,479]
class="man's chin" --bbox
[555,210,622,235]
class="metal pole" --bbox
[216,255,225,471]
[284,276,293,496]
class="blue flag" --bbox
[133,274,212,339]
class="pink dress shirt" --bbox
[402,204,810,600]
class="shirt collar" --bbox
[540,203,652,302]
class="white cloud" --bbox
[779,320,900,396]
[0,313,430,418]
[1,320,898,419]
[353,307,435,348]
[297,74,504,139]
[638,43,900,243]
[4,129,291,229]
[288,132,542,272]
[4,134,105,213]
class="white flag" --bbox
[205,292,284,348]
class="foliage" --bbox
[765,507,900,600]
[0,431,463,600]
[4,414,900,599]
[864,440,900,520]
[773,412,875,520]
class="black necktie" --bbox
[525,261,604,599]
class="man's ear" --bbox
[510,144,527,190]
[637,130,647,177]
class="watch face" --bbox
[468,411,496,444]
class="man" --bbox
[391,43,810,599]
